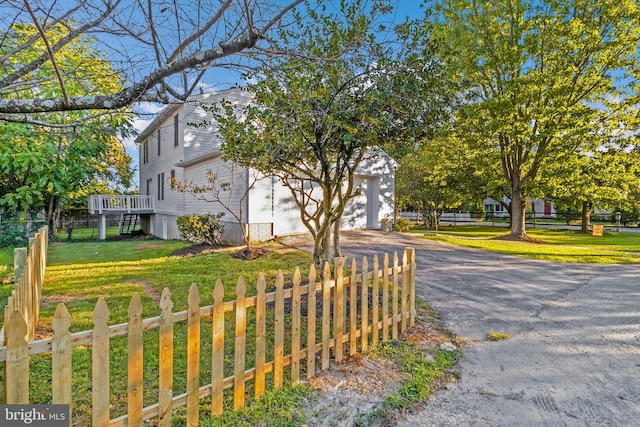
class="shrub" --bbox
[176,213,225,245]
[0,220,45,248]
[394,217,413,232]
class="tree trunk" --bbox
[47,195,57,237]
[510,189,527,237]
[312,225,331,269]
[332,218,342,259]
[581,201,594,233]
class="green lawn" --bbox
[0,233,459,425]
[413,225,640,263]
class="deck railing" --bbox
[88,195,156,214]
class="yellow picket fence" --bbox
[0,226,48,343]
[0,248,416,426]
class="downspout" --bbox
[245,167,250,244]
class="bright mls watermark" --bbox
[1,405,69,426]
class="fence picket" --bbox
[382,254,389,341]
[361,257,369,352]
[401,250,409,334]
[6,311,28,403]
[159,288,174,427]
[408,248,416,326]
[291,267,301,383]
[306,265,317,379]
[0,247,416,424]
[321,262,331,370]
[52,303,72,410]
[255,274,267,397]
[274,271,285,389]
[128,293,144,427]
[234,277,247,410]
[211,280,225,416]
[92,298,110,427]
[334,258,345,363]
[372,255,379,347]
[186,284,200,427]
[349,258,357,356]
[392,252,399,340]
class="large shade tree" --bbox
[430,0,640,239]
[0,22,134,232]
[0,0,304,125]
[396,136,481,230]
[214,0,452,267]
[541,146,640,232]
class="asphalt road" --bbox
[281,230,640,426]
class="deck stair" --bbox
[119,214,139,235]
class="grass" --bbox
[486,330,510,341]
[365,342,460,425]
[412,225,640,264]
[1,227,463,425]
[0,231,316,425]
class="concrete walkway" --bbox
[280,230,640,426]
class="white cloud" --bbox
[135,101,165,115]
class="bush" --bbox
[0,220,46,248]
[176,213,224,246]
[394,217,413,232]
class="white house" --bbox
[133,88,398,244]
[483,196,558,219]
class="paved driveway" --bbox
[280,230,640,426]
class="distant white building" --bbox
[483,197,557,219]
[134,88,398,244]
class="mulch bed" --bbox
[492,233,544,243]
[170,243,223,257]
[170,243,270,260]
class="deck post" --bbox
[98,214,107,240]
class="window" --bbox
[157,173,165,200]
[174,114,179,146]
[146,178,152,195]
[170,169,175,187]
[157,129,161,156]
[143,141,148,164]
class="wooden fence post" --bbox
[408,248,416,327]
[52,303,72,417]
[254,274,267,398]
[401,250,409,334]
[234,277,247,410]
[291,267,301,383]
[92,298,110,427]
[349,259,357,356]
[392,252,399,340]
[334,258,345,363]
[382,254,389,342]
[274,271,285,389]
[306,265,317,379]
[186,284,200,427]
[361,256,369,353]
[211,280,225,416]
[128,293,144,427]
[159,288,174,427]
[321,262,331,370]
[372,255,379,347]
[6,311,29,403]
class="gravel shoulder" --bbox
[280,230,640,426]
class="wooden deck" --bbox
[88,195,155,214]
